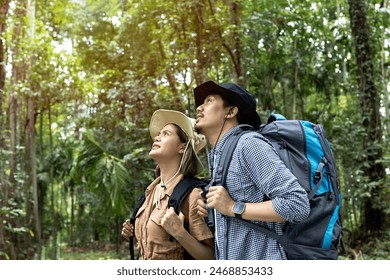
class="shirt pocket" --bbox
[149,207,165,227]
[149,207,183,257]
[149,207,172,245]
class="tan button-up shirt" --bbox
[135,175,213,260]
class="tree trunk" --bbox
[27,0,41,256]
[0,0,11,259]
[8,95,17,189]
[348,0,387,237]
[292,63,298,120]
[8,0,24,199]
[204,1,243,82]
[380,2,389,137]
[48,103,57,259]
[26,95,41,254]
[194,1,207,86]
[156,37,183,111]
[230,2,242,79]
[6,0,27,259]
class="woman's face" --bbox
[149,124,186,161]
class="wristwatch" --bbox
[232,202,246,219]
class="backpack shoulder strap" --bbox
[168,176,209,260]
[129,192,146,260]
[169,176,208,215]
[216,124,253,186]
[130,193,146,225]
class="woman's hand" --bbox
[161,207,185,237]
[121,219,134,241]
[197,198,208,217]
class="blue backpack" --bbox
[216,114,343,260]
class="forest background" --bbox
[0,0,389,260]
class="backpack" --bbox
[215,113,343,260]
[128,176,208,260]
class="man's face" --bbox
[195,94,227,135]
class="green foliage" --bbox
[0,0,388,259]
[0,200,31,236]
[73,131,130,216]
[0,199,33,260]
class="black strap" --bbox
[129,235,134,260]
[129,193,146,260]
[214,125,252,258]
[168,176,208,215]
[216,125,253,186]
[234,218,286,246]
[169,176,208,259]
[308,160,326,200]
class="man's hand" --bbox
[204,186,234,217]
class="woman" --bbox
[121,109,214,260]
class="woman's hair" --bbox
[155,123,198,177]
[173,124,198,177]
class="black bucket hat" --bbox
[194,80,262,128]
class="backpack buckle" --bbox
[314,171,321,184]
[278,141,286,149]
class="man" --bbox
[194,80,310,260]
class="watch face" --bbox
[233,202,245,214]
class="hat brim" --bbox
[194,81,261,128]
[150,110,195,140]
[149,109,206,174]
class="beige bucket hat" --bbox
[149,109,207,174]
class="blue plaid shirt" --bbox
[209,127,310,260]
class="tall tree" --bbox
[8,0,28,260]
[206,0,244,82]
[0,0,11,258]
[26,0,41,253]
[348,0,387,239]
